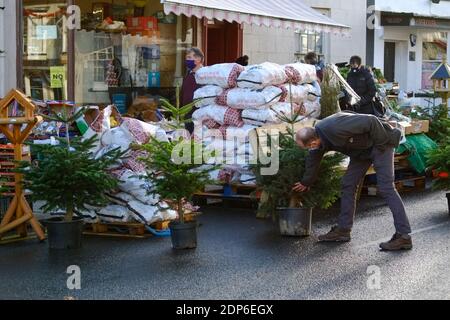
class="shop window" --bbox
[22,1,68,101]
[422,32,448,89]
[73,0,193,112]
[294,8,329,63]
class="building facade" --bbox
[244,0,368,65]
[0,0,349,104]
[0,0,19,98]
[368,0,450,92]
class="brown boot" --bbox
[380,233,413,251]
[318,226,351,242]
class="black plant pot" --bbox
[447,193,450,215]
[169,221,197,250]
[44,217,84,250]
[277,208,312,237]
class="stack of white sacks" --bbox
[192,62,322,184]
[73,106,178,225]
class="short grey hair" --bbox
[187,47,204,63]
[296,127,318,145]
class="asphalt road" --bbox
[0,190,449,300]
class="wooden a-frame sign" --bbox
[0,89,45,241]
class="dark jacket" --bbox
[346,67,377,115]
[181,71,201,134]
[301,112,402,187]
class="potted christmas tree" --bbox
[252,129,343,236]
[19,109,124,249]
[252,83,344,236]
[139,137,216,249]
[139,91,214,249]
[427,138,450,215]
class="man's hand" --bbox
[293,183,310,193]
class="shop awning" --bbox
[161,0,350,36]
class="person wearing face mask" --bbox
[292,112,412,252]
[345,55,377,115]
[181,47,204,135]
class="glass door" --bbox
[22,1,68,101]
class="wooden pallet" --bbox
[361,176,426,197]
[195,184,259,202]
[151,213,197,230]
[83,215,198,239]
[83,221,152,239]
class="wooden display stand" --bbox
[0,90,45,242]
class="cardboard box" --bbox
[127,17,158,31]
[251,120,319,155]
[159,55,176,72]
[129,29,160,42]
[160,72,175,87]
[159,43,177,55]
[405,120,429,135]
[158,23,176,40]
[389,120,429,136]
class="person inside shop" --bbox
[293,111,413,251]
[181,47,204,135]
[235,55,249,67]
[304,52,324,82]
[344,55,377,115]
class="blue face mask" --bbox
[186,60,196,70]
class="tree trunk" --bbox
[66,122,71,149]
[65,202,74,222]
[178,198,184,224]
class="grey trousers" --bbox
[339,147,412,235]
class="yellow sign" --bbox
[50,66,65,89]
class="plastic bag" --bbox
[217,86,283,109]
[284,63,318,84]
[237,62,288,89]
[195,63,245,88]
[193,85,224,108]
[192,105,244,127]
[396,134,438,174]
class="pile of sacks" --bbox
[192,62,322,184]
[76,105,178,225]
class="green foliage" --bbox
[427,138,450,191]
[139,137,217,223]
[159,86,200,130]
[339,67,350,80]
[372,68,386,83]
[410,104,450,144]
[19,136,124,222]
[270,82,310,131]
[41,107,87,147]
[251,129,344,218]
[320,67,341,119]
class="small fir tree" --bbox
[139,138,217,224]
[320,66,341,119]
[427,137,450,191]
[19,110,124,222]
